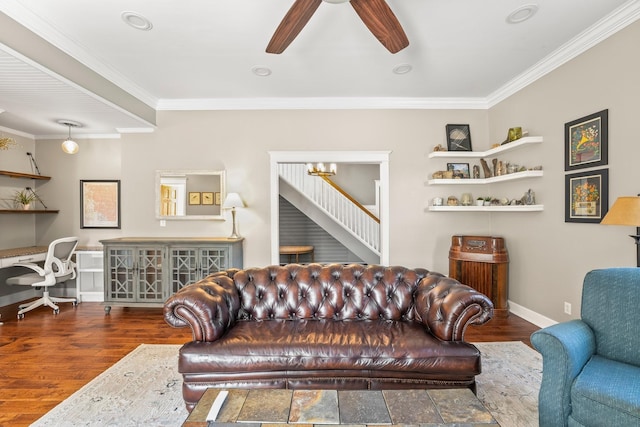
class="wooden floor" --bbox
[0,301,539,427]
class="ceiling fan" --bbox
[266,0,409,54]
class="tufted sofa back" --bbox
[229,263,432,321]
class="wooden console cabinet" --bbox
[101,237,243,312]
[449,235,509,318]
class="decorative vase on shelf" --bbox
[21,203,31,210]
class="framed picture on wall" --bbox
[188,192,201,205]
[446,124,472,151]
[565,168,609,223]
[202,192,214,205]
[565,109,608,171]
[80,180,121,229]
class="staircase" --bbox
[278,164,380,264]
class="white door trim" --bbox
[269,151,391,265]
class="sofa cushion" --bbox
[570,355,640,426]
[180,319,481,376]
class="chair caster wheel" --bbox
[17,313,25,320]
[54,308,60,315]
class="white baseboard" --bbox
[78,293,104,302]
[508,300,557,328]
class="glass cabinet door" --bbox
[105,247,136,302]
[169,246,230,293]
[170,248,199,293]
[136,247,165,302]
[199,247,229,276]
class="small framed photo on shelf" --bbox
[188,192,201,205]
[565,109,608,171]
[447,163,470,179]
[446,124,472,151]
[565,168,609,223]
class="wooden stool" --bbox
[279,245,314,263]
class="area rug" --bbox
[32,341,541,427]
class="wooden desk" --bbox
[279,245,314,263]
[0,245,100,269]
[0,246,48,269]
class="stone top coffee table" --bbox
[182,388,497,427]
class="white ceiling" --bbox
[0,0,639,139]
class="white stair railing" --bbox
[279,164,380,254]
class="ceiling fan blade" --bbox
[350,0,409,53]
[266,0,323,54]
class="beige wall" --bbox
[0,132,38,248]
[7,19,636,324]
[31,108,490,273]
[487,20,640,322]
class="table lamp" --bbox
[600,196,640,267]
[223,193,245,239]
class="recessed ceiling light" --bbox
[392,64,412,75]
[506,4,539,24]
[121,11,153,31]
[252,66,272,77]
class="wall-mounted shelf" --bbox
[1,170,57,213]
[428,169,543,185]
[428,136,543,159]
[0,170,51,180]
[427,136,544,213]
[428,205,544,212]
[0,209,59,214]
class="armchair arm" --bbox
[14,262,47,276]
[530,320,596,427]
[415,274,493,341]
[13,262,56,287]
[163,273,241,342]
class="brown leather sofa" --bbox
[163,263,494,411]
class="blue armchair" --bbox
[531,268,640,427]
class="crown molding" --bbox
[115,127,155,134]
[155,97,490,111]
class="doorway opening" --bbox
[269,151,390,265]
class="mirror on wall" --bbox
[155,170,226,220]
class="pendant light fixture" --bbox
[58,119,82,154]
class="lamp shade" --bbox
[223,193,245,209]
[601,197,640,226]
[61,138,79,154]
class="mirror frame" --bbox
[155,170,226,220]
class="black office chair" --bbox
[6,236,79,319]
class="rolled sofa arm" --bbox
[414,274,494,341]
[530,319,596,427]
[163,272,241,342]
